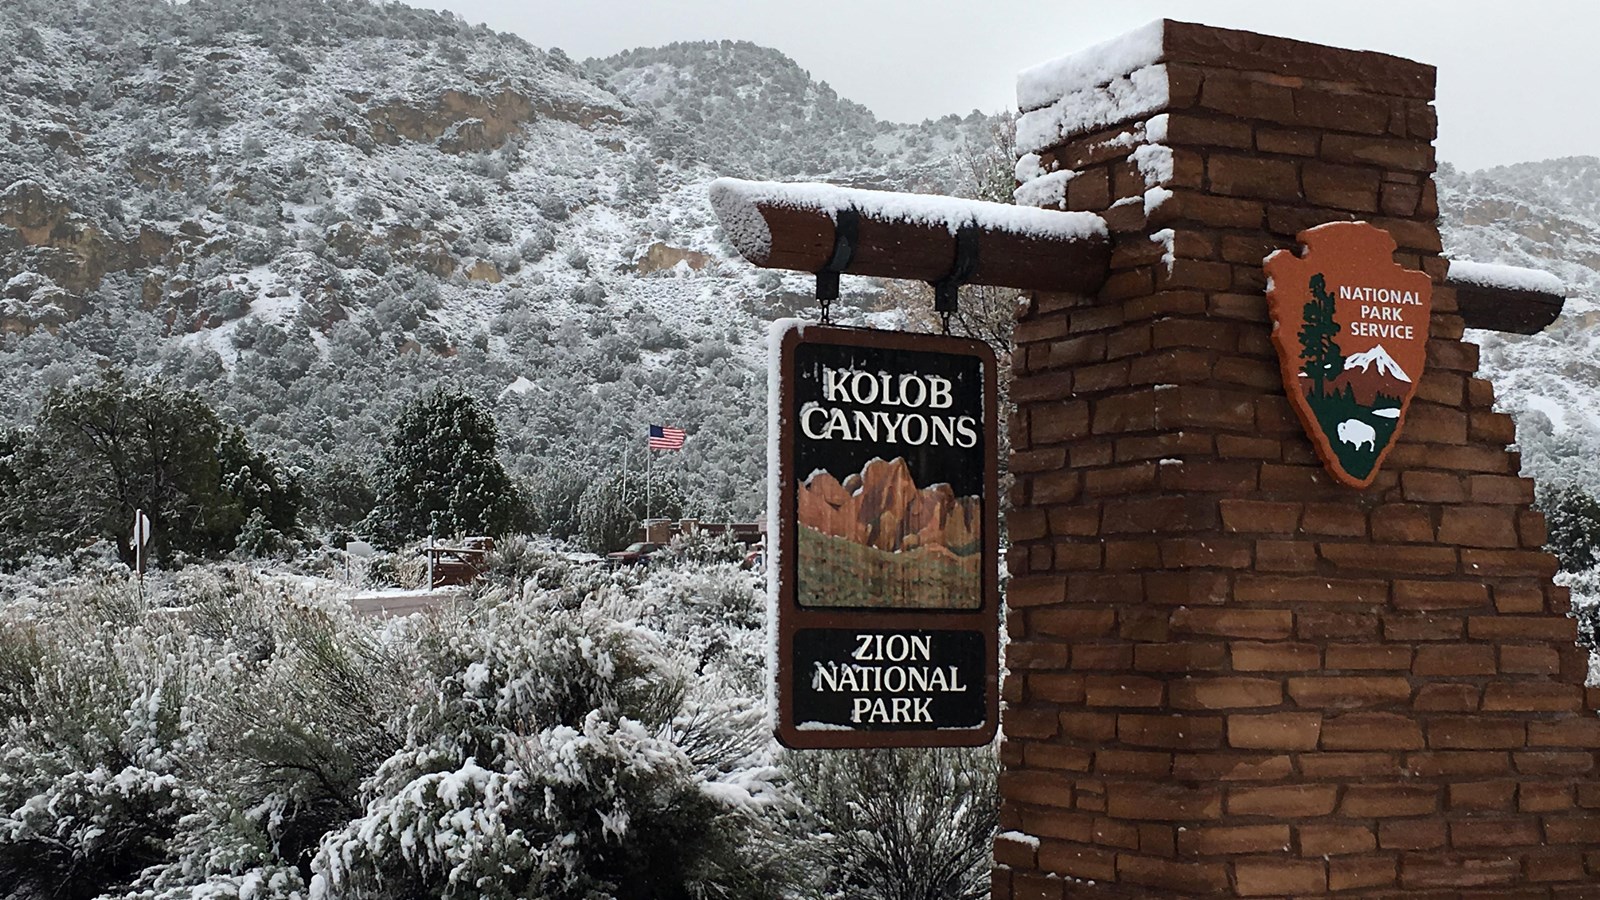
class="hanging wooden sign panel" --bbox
[1264,222,1434,489]
[769,322,999,749]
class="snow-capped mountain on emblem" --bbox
[1329,344,1413,406]
[1342,344,1412,382]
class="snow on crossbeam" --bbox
[1447,260,1567,335]
[710,178,1110,295]
[1448,260,1565,297]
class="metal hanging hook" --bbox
[931,222,980,336]
[814,208,859,326]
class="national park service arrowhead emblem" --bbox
[1264,222,1432,489]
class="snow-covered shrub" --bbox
[784,747,998,900]
[478,534,583,594]
[0,567,394,897]
[518,229,555,262]
[1558,567,1600,648]
[0,544,993,900]
[0,591,205,898]
[537,195,570,221]
[309,598,785,900]
[576,472,683,553]
[361,546,426,590]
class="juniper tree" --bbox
[1540,483,1600,571]
[366,388,523,544]
[577,469,684,552]
[7,371,298,564]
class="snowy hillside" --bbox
[0,0,1005,525]
[591,40,1000,190]
[0,0,1596,530]
[1438,159,1600,495]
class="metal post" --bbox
[134,507,144,604]
[427,534,435,591]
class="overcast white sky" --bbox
[415,0,1596,172]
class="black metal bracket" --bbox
[933,222,980,315]
[814,208,860,314]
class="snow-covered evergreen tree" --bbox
[366,387,523,544]
[1,370,299,564]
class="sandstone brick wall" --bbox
[996,21,1600,899]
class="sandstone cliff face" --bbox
[0,181,233,334]
[0,180,119,295]
[797,457,980,557]
[636,242,712,274]
[366,88,625,155]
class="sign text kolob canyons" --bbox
[1264,222,1434,489]
[770,323,998,748]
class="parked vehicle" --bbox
[607,541,663,566]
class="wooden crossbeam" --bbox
[709,178,1112,296]
[709,179,1566,336]
[1450,279,1566,335]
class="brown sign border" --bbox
[772,323,999,749]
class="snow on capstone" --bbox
[1015,65,1170,156]
[1130,143,1174,187]
[1144,186,1174,216]
[1016,20,1166,112]
[1149,229,1176,273]
[1014,152,1046,183]
[1448,259,1566,296]
[997,830,1042,850]
[710,178,1107,264]
[1144,112,1170,143]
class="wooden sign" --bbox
[770,322,998,748]
[1264,222,1433,489]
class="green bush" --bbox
[366,388,523,546]
[1540,483,1600,572]
[1,371,299,567]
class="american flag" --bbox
[648,424,686,450]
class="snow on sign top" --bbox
[709,177,1107,263]
[1016,20,1166,112]
[1448,259,1566,296]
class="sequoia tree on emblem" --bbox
[1264,222,1433,488]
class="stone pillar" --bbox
[997,21,1600,899]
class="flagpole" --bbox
[646,445,653,524]
[134,507,143,604]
